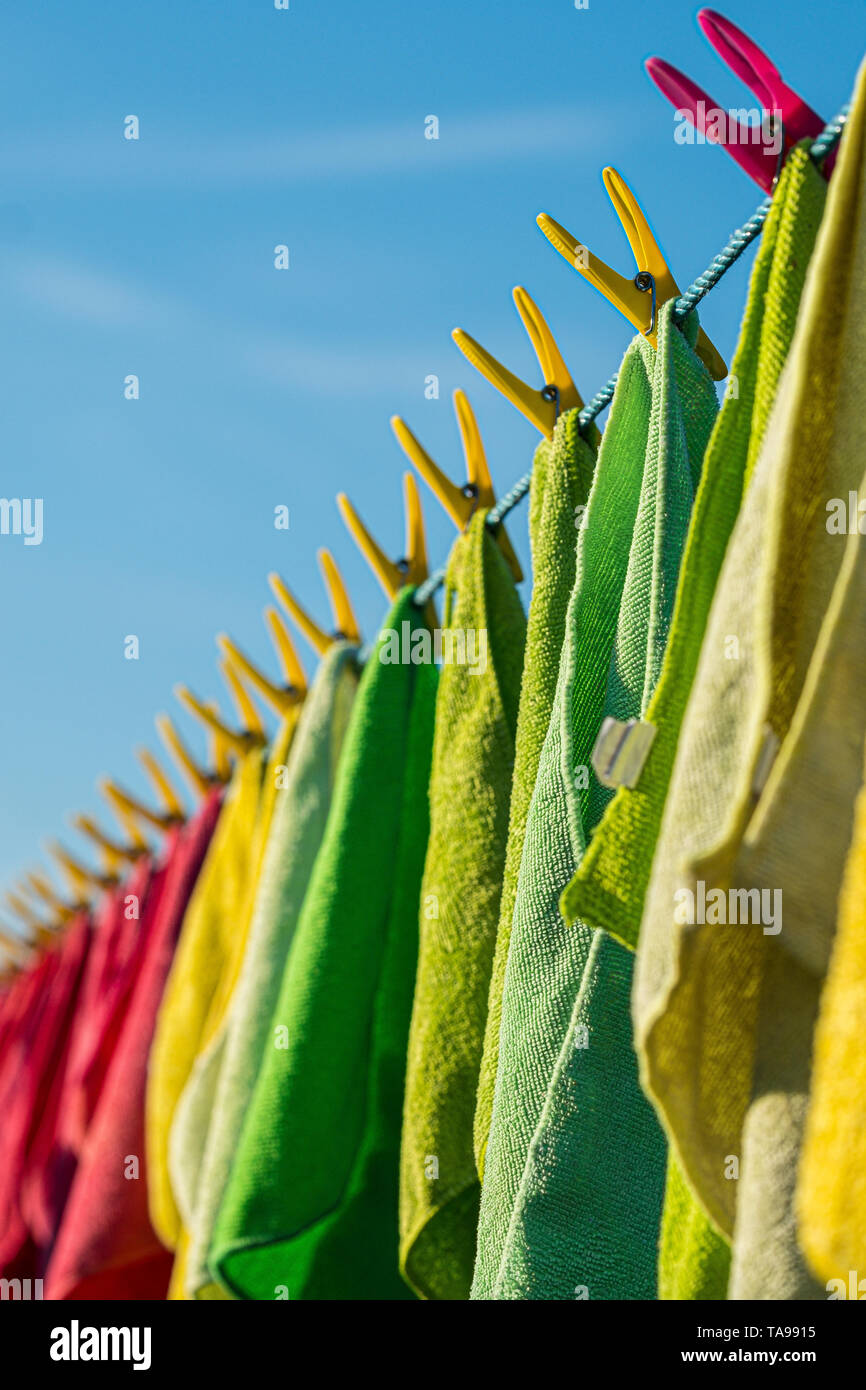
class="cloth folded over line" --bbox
[634,57,866,1300]
[472,302,716,1301]
[213,588,436,1301]
[473,409,596,1180]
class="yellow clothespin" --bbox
[338,472,436,628]
[99,777,179,837]
[45,839,117,894]
[135,748,186,823]
[154,714,216,800]
[452,287,584,441]
[216,605,308,717]
[70,813,146,867]
[391,389,523,582]
[6,884,56,933]
[536,168,727,380]
[0,919,33,967]
[206,701,233,783]
[174,657,268,761]
[269,550,361,657]
[18,873,78,928]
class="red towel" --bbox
[0,916,91,1280]
[45,788,223,1300]
[22,857,160,1265]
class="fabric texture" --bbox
[473,409,596,1178]
[167,716,298,1300]
[565,141,828,1303]
[399,509,527,1301]
[798,740,866,1290]
[562,143,827,946]
[213,588,436,1301]
[23,859,157,1264]
[634,61,866,1301]
[0,917,90,1280]
[44,788,222,1300]
[472,303,716,1301]
[184,643,360,1299]
[146,750,264,1256]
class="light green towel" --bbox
[634,59,866,1300]
[562,143,827,945]
[400,510,526,1301]
[474,408,597,1178]
[211,588,437,1300]
[146,747,265,1255]
[564,141,828,1302]
[179,642,360,1299]
[472,302,717,1301]
[166,717,297,1300]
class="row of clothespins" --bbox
[0,9,833,966]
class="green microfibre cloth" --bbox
[400,509,526,1300]
[182,642,360,1299]
[211,589,436,1300]
[563,143,827,1302]
[472,302,716,1301]
[473,408,597,1180]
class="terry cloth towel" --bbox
[400,509,526,1302]
[212,588,437,1302]
[0,915,90,1280]
[798,739,866,1291]
[183,642,360,1300]
[473,408,597,1178]
[634,58,866,1301]
[166,716,297,1300]
[23,858,158,1263]
[0,952,58,1277]
[472,301,717,1302]
[146,750,264,1255]
[564,141,827,1302]
[45,789,222,1300]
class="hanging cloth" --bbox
[400,510,526,1301]
[634,55,866,1300]
[183,642,360,1299]
[0,914,90,1280]
[44,788,222,1300]
[166,716,298,1299]
[473,301,717,1301]
[798,735,866,1291]
[22,857,157,1265]
[473,408,597,1178]
[146,750,264,1256]
[212,588,437,1301]
[564,141,828,1301]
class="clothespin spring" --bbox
[540,383,561,419]
[634,272,657,338]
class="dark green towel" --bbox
[211,587,437,1300]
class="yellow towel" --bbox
[164,719,298,1300]
[146,746,266,1253]
[634,56,866,1299]
[798,739,866,1290]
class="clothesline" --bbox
[413,101,850,607]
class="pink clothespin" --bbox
[646,9,828,193]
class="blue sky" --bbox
[0,0,861,908]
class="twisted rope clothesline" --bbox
[413,101,850,606]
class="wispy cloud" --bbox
[0,103,622,189]
[2,254,188,328]
[0,251,432,393]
